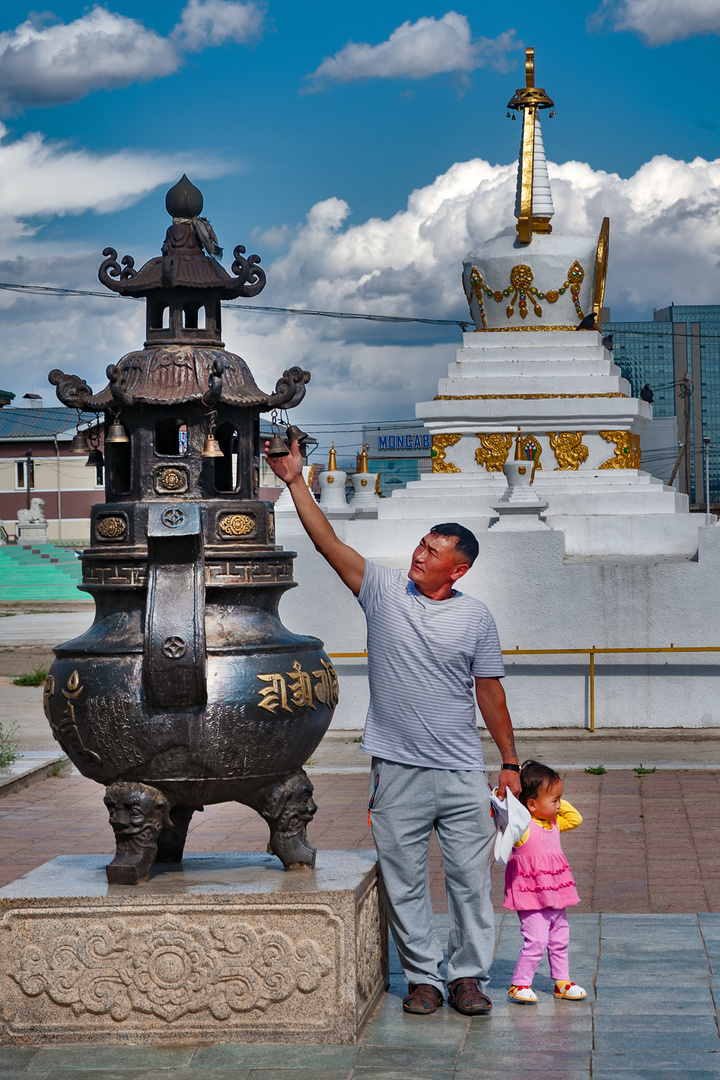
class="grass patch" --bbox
[0,720,19,768]
[634,763,656,775]
[584,765,606,774]
[13,665,49,687]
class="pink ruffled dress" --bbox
[503,818,580,911]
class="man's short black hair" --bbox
[429,523,479,566]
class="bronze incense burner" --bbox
[45,176,337,883]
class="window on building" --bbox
[15,459,34,491]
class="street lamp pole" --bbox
[703,436,711,513]
[24,449,33,511]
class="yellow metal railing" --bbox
[328,646,720,732]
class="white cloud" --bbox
[590,0,720,45]
[0,2,265,113]
[229,150,720,422]
[4,147,720,429]
[172,0,265,51]
[0,122,228,243]
[305,13,521,90]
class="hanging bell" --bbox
[284,424,309,446]
[69,431,90,455]
[105,420,129,445]
[85,448,104,468]
[266,431,290,458]
[201,434,224,458]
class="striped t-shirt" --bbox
[358,561,505,770]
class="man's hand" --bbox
[264,437,365,596]
[264,437,304,487]
[496,767,522,800]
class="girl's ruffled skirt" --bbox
[504,851,580,911]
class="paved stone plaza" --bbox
[1,769,720,1076]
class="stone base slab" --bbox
[16,523,48,543]
[0,850,387,1045]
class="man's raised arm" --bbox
[264,439,365,596]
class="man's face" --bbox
[408,532,469,594]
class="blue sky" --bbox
[0,0,719,455]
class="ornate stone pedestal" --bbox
[0,850,387,1046]
[16,522,48,543]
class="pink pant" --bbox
[512,907,570,985]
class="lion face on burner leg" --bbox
[245,769,318,870]
[104,781,171,884]
[274,772,318,834]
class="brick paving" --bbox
[3,769,720,1078]
[2,768,719,912]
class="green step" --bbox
[0,544,83,600]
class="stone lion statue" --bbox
[17,498,46,525]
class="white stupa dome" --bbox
[462,49,607,334]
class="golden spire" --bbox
[328,441,337,471]
[507,47,555,245]
[358,444,369,473]
[514,426,524,461]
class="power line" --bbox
[0,281,472,331]
[8,278,720,341]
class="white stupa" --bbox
[319,442,352,519]
[276,49,720,732]
[370,47,711,559]
[350,445,380,517]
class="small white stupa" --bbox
[490,428,550,531]
[319,442,352,518]
[350,445,380,517]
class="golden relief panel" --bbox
[156,466,187,493]
[218,513,255,537]
[517,434,543,482]
[547,432,589,471]
[464,261,586,325]
[431,433,462,473]
[475,433,513,472]
[599,431,641,469]
[96,516,127,540]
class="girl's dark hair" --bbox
[519,759,562,807]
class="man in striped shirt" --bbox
[266,438,521,1017]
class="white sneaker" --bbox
[508,984,538,1004]
[554,980,587,1000]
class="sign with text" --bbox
[363,424,431,458]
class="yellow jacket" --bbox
[515,798,582,848]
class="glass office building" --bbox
[605,305,720,507]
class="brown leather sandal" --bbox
[447,978,492,1015]
[402,983,443,1014]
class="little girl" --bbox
[504,759,587,1004]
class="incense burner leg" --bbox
[245,768,318,870]
[104,781,171,885]
[156,804,202,863]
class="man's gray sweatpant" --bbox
[368,757,495,994]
